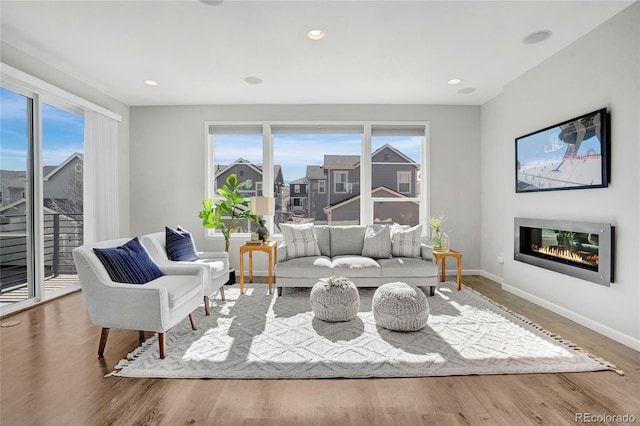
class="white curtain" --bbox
[84,110,120,243]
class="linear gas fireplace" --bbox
[514,218,614,286]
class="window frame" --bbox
[318,180,326,194]
[334,171,348,194]
[205,121,430,238]
[397,170,412,194]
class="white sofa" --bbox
[274,224,438,296]
[141,231,229,316]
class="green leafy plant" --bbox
[199,174,257,252]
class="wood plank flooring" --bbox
[1,276,638,425]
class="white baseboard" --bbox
[501,281,640,351]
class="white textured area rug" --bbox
[110,283,615,379]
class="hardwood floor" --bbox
[1,276,638,425]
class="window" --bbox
[370,125,424,227]
[208,126,263,234]
[205,122,428,234]
[318,180,326,194]
[272,128,361,226]
[334,171,348,193]
[397,171,411,193]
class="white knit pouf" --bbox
[372,282,430,331]
[310,277,360,322]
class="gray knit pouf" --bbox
[372,282,430,331]
[310,277,360,322]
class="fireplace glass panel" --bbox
[519,226,599,272]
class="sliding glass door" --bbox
[0,87,35,308]
[0,87,84,312]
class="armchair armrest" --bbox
[197,251,229,261]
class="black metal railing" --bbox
[0,212,83,291]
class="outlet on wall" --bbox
[497,252,504,264]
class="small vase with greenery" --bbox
[428,214,447,251]
[199,174,258,252]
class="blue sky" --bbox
[1,87,84,171]
[215,133,421,184]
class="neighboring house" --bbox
[0,170,27,208]
[288,177,308,216]
[287,145,419,224]
[0,152,84,212]
[215,158,285,223]
[306,165,328,221]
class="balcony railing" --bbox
[0,212,83,294]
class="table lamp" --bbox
[250,196,275,242]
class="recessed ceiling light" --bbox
[523,30,552,45]
[144,80,158,86]
[448,78,462,85]
[457,87,476,95]
[244,76,263,85]
[307,29,325,40]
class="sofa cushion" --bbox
[330,225,366,256]
[280,223,321,259]
[93,237,165,284]
[274,256,332,278]
[331,255,382,278]
[165,226,199,262]
[314,225,331,257]
[377,257,438,278]
[362,225,392,259]
[391,224,422,258]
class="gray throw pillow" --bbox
[280,223,321,259]
[391,224,422,258]
[362,225,392,259]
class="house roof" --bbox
[323,185,416,213]
[43,152,83,181]
[323,155,359,169]
[306,166,326,180]
[289,177,307,185]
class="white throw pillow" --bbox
[362,225,392,259]
[280,223,321,259]
[391,224,422,258]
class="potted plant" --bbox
[199,173,257,252]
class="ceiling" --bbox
[0,0,633,106]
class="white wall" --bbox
[480,3,640,349]
[129,104,481,273]
[1,42,131,236]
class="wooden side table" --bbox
[432,249,462,291]
[239,241,277,295]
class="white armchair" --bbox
[72,238,204,359]
[141,231,228,316]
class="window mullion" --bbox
[361,124,372,225]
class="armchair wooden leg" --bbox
[158,333,165,359]
[189,313,197,330]
[220,286,225,301]
[204,296,210,316]
[98,328,110,357]
[139,330,145,344]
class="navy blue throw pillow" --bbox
[93,237,165,284]
[165,226,199,262]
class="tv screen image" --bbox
[515,108,609,193]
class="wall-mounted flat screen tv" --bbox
[515,108,609,193]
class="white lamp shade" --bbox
[250,196,275,216]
